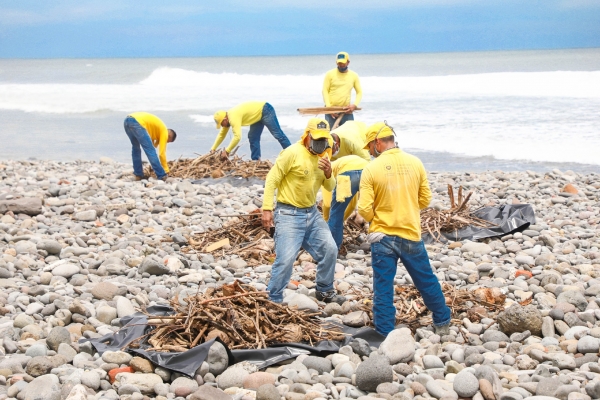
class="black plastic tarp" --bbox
[423,204,536,243]
[82,306,385,376]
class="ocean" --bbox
[1,48,599,173]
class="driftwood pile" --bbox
[421,185,494,241]
[132,281,344,351]
[144,152,273,180]
[356,283,505,331]
[183,211,274,265]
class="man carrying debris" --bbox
[358,122,451,336]
[262,118,346,305]
[123,112,177,181]
[212,101,291,161]
[322,52,362,128]
[322,155,369,250]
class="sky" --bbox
[0,0,599,58]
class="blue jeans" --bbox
[123,116,166,179]
[371,236,451,336]
[268,203,337,302]
[248,103,291,160]
[325,113,354,129]
[328,170,362,249]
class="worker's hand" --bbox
[261,210,274,229]
[344,104,357,114]
[209,149,216,155]
[219,150,229,160]
[318,156,332,179]
[330,113,339,119]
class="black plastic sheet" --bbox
[423,204,536,243]
[82,306,385,376]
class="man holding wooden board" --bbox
[322,52,363,129]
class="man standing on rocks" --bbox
[261,118,346,305]
[322,52,362,128]
[358,121,451,336]
[123,112,177,181]
[212,101,291,161]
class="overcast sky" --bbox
[1,0,599,58]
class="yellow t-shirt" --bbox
[211,101,266,153]
[331,121,370,161]
[322,69,362,107]
[358,148,431,241]
[130,112,170,173]
[322,155,369,221]
[263,143,336,210]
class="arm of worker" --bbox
[418,163,433,209]
[322,73,332,107]
[357,169,375,222]
[353,75,363,107]
[158,129,170,173]
[225,124,242,154]
[262,151,294,228]
[210,127,230,151]
[319,157,336,191]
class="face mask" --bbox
[337,65,348,72]
[309,138,330,155]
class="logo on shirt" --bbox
[304,170,309,175]
[385,165,392,170]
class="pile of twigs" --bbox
[144,152,273,180]
[421,185,494,241]
[340,217,369,254]
[355,283,505,331]
[131,281,345,351]
[184,211,274,265]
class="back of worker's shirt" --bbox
[358,148,431,241]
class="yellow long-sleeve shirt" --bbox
[130,112,170,173]
[322,155,369,221]
[331,121,370,161]
[358,148,432,242]
[263,143,336,210]
[211,101,266,153]
[322,69,362,107]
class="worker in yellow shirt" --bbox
[262,118,345,305]
[123,112,177,181]
[322,52,362,129]
[330,121,370,162]
[212,101,291,160]
[358,122,451,336]
[322,155,369,249]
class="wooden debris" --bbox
[130,281,345,351]
[421,185,495,242]
[353,282,504,331]
[298,106,362,115]
[183,210,274,266]
[144,152,273,180]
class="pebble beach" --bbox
[0,158,600,400]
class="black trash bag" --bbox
[82,306,385,376]
[423,204,536,244]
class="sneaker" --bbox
[158,175,169,181]
[434,324,450,336]
[316,290,346,305]
[134,175,148,181]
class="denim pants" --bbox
[325,112,354,129]
[328,170,362,249]
[371,235,451,336]
[268,203,337,302]
[123,116,166,179]
[247,103,291,160]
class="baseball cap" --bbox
[304,117,332,140]
[336,52,349,64]
[213,111,227,129]
[363,122,394,149]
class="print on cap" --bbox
[317,121,327,129]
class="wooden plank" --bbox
[204,238,230,252]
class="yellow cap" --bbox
[336,52,350,64]
[363,122,394,149]
[213,111,226,129]
[300,118,333,157]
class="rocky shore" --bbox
[0,159,599,400]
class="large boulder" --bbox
[379,328,415,364]
[0,197,43,216]
[355,353,393,392]
[20,374,61,400]
[497,303,543,336]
